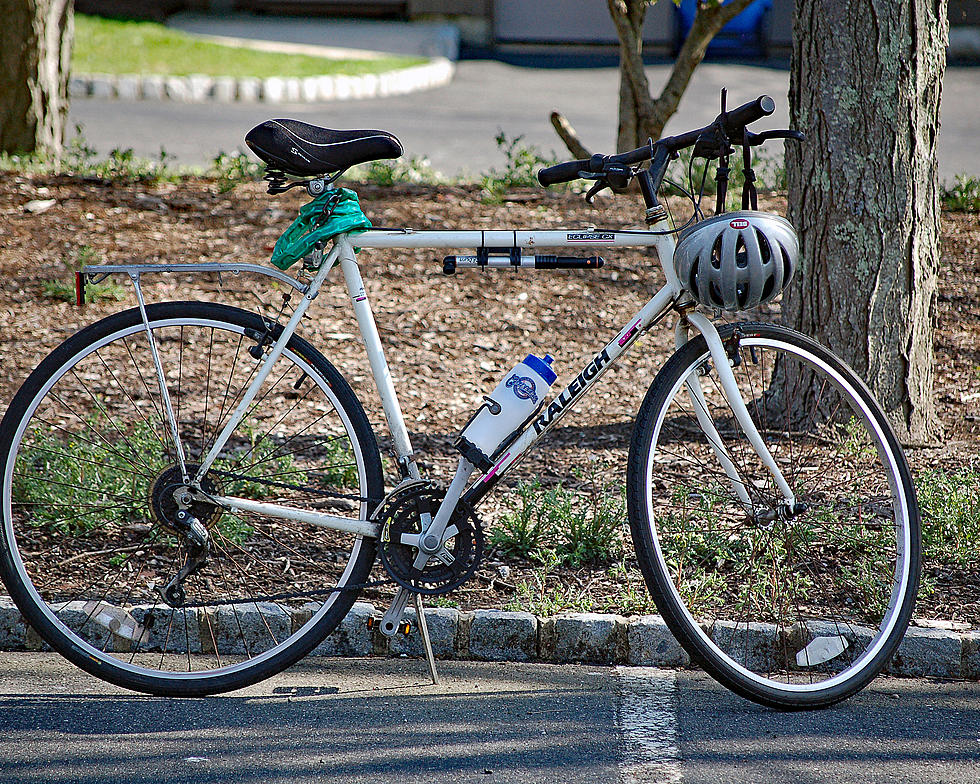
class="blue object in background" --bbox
[676,0,773,57]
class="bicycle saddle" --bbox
[245,118,403,177]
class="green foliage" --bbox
[941,175,980,213]
[480,131,559,204]
[73,13,424,78]
[917,467,980,566]
[491,479,553,558]
[603,560,658,615]
[493,464,624,567]
[43,246,128,304]
[352,155,445,186]
[663,146,787,213]
[210,151,264,192]
[0,126,190,183]
[11,412,316,543]
[13,419,171,535]
[505,549,597,615]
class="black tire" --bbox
[627,323,920,710]
[0,302,383,696]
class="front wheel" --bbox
[0,302,383,696]
[627,322,920,710]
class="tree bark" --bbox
[607,0,755,151]
[784,0,946,443]
[0,0,74,158]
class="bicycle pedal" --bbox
[398,621,412,635]
[366,616,381,630]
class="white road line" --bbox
[616,666,683,784]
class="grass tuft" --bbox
[73,14,425,78]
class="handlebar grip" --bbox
[722,95,775,138]
[538,158,591,186]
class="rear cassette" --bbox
[376,483,483,595]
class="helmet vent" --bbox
[735,234,748,268]
[756,229,772,264]
[710,235,724,269]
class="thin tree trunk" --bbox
[0,0,74,158]
[784,0,946,443]
[607,0,755,151]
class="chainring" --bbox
[376,482,483,595]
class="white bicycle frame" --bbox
[85,216,796,543]
[83,213,798,639]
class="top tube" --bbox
[352,228,670,250]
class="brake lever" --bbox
[585,179,609,203]
[747,129,806,145]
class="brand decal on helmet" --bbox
[729,218,750,230]
[506,375,538,404]
[567,232,615,242]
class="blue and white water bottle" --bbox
[456,354,557,471]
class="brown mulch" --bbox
[1,173,978,626]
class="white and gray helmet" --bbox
[673,210,799,312]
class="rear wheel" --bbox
[0,302,383,695]
[627,322,920,709]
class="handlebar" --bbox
[537,141,653,187]
[537,94,788,188]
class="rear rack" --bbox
[76,263,308,305]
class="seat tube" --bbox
[337,236,420,479]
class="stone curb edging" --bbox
[68,57,454,104]
[1,597,976,681]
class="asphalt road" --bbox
[2,653,979,784]
[68,61,979,183]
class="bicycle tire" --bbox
[0,301,383,696]
[627,322,920,710]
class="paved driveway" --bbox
[2,654,979,784]
[68,61,979,182]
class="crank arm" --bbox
[379,587,414,637]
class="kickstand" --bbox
[414,592,440,685]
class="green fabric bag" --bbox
[269,187,372,270]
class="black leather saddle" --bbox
[245,118,403,177]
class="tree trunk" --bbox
[784,0,946,443]
[607,0,755,151]
[0,0,74,158]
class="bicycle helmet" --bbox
[673,210,799,312]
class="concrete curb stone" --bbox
[306,601,376,657]
[885,626,964,679]
[141,75,166,100]
[71,57,454,105]
[468,610,537,662]
[0,597,26,650]
[2,598,977,682]
[390,607,459,659]
[961,631,980,679]
[627,615,691,667]
[545,612,628,664]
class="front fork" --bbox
[676,310,797,513]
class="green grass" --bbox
[74,14,426,78]
[43,245,128,303]
[917,467,980,567]
[480,131,560,204]
[492,464,625,568]
[941,174,980,213]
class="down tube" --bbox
[465,285,677,505]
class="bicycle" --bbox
[0,93,920,710]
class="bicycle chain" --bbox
[172,576,397,610]
[208,468,383,505]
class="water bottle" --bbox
[456,354,557,470]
